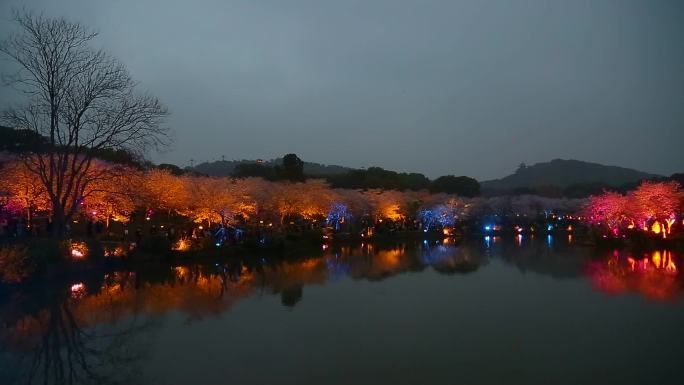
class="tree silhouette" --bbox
[278,154,305,182]
[0,11,169,237]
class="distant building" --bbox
[256,159,264,164]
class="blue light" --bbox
[419,205,457,231]
[547,225,553,231]
[327,203,352,230]
[484,225,491,231]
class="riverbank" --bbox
[2,229,683,286]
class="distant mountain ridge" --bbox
[190,158,352,177]
[481,159,661,191]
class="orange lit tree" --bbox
[182,176,255,226]
[1,159,51,224]
[0,12,168,236]
[139,169,187,218]
[85,164,138,228]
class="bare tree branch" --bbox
[0,10,170,236]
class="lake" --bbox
[1,236,683,385]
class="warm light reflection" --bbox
[377,248,403,267]
[104,246,126,257]
[588,249,681,300]
[174,266,190,280]
[70,242,88,259]
[70,283,86,298]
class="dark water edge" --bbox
[4,230,684,287]
[1,237,683,385]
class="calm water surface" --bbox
[1,237,683,385]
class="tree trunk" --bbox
[51,208,68,238]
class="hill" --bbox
[481,159,661,192]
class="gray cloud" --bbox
[1,0,683,179]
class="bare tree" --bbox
[0,11,169,236]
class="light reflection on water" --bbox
[1,239,683,385]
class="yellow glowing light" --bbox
[651,221,661,235]
[382,205,403,221]
[172,238,191,251]
[665,218,675,234]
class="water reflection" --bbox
[0,240,682,383]
[587,249,682,300]
[0,279,154,384]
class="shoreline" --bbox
[2,231,683,287]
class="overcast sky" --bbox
[1,0,683,180]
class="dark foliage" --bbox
[429,175,480,197]
[327,167,430,191]
[0,126,140,166]
[278,153,306,182]
[669,172,684,186]
[233,162,278,180]
[0,125,49,153]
